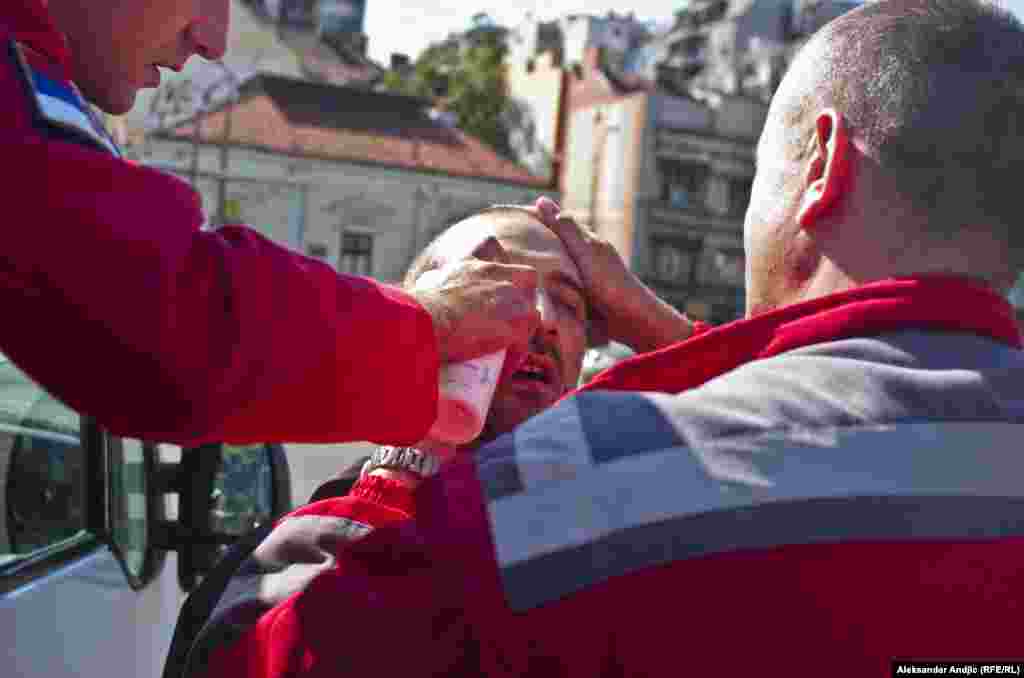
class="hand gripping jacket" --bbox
[0,1,438,446]
[197,276,1024,677]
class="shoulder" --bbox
[0,37,123,155]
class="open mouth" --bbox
[508,353,559,392]
[515,362,549,383]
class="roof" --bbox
[159,73,546,187]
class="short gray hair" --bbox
[780,0,1024,266]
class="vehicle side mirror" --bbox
[150,443,291,591]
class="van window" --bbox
[0,354,92,577]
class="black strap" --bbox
[160,522,274,678]
[161,464,367,678]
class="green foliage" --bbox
[382,15,513,157]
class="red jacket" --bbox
[0,1,437,445]
[199,277,1024,677]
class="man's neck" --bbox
[782,250,1006,314]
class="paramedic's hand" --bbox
[531,197,694,353]
[411,259,540,365]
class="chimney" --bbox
[391,53,411,70]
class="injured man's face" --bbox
[412,208,590,447]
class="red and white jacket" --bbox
[0,1,437,446]
[195,276,1024,677]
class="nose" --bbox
[535,288,558,337]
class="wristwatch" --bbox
[359,446,441,480]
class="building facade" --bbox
[504,3,860,325]
[123,0,382,137]
[560,85,763,325]
[126,74,552,284]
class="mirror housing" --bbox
[150,443,291,591]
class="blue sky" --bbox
[362,0,1024,64]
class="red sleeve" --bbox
[690,320,713,337]
[0,45,438,446]
[347,474,417,515]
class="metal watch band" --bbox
[359,446,441,479]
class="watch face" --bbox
[367,447,440,480]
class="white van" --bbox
[0,354,293,678]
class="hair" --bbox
[402,205,542,288]
[779,0,1024,267]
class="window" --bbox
[0,354,91,578]
[659,159,707,210]
[339,232,374,276]
[651,238,701,286]
[107,436,154,581]
[210,444,276,537]
[697,245,745,287]
[306,242,329,259]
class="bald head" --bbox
[743,0,1024,316]
[775,0,1024,253]
[405,207,568,287]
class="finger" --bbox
[457,304,538,362]
[535,196,561,221]
[554,211,593,239]
[539,211,591,267]
[474,261,539,293]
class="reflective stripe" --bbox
[11,41,121,157]
[485,419,1024,611]
[187,515,374,673]
[36,92,118,154]
[479,391,686,502]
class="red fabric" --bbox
[580,275,1022,396]
[0,5,440,446]
[202,277,1024,678]
[290,475,415,525]
[350,475,418,516]
[4,0,70,74]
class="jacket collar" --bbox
[6,1,72,76]
[580,275,1023,396]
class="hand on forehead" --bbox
[431,209,582,282]
[430,218,502,266]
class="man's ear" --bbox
[796,109,851,229]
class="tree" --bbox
[381,15,514,158]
